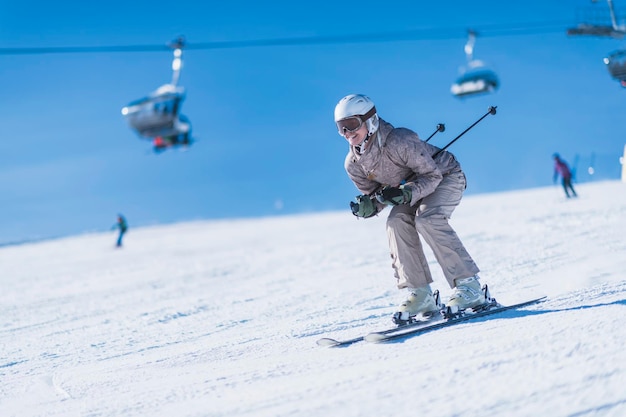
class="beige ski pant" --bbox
[386,171,479,290]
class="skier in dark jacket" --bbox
[113,214,128,247]
[553,153,578,198]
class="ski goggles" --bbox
[336,107,377,136]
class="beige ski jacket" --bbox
[345,118,463,214]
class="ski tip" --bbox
[316,338,340,347]
[517,295,548,306]
[364,332,388,343]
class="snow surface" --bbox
[1,180,626,417]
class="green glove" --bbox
[350,195,377,218]
[375,185,412,206]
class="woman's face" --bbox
[342,123,369,147]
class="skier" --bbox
[335,94,489,324]
[112,214,128,247]
[553,153,578,198]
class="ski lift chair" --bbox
[604,49,626,86]
[122,84,186,138]
[451,62,499,97]
[451,30,500,98]
[567,0,626,40]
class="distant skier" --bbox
[112,214,128,247]
[335,94,491,325]
[553,153,578,198]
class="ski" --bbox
[316,314,442,347]
[364,296,546,344]
[317,296,546,347]
[317,290,446,347]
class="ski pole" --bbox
[424,123,445,143]
[432,106,496,158]
[410,106,496,180]
[365,106,497,201]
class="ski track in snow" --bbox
[1,180,625,417]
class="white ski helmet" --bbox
[334,94,379,136]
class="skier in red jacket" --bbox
[553,153,578,198]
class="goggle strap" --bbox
[361,106,377,121]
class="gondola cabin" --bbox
[121,83,186,138]
[604,49,626,87]
[451,63,499,98]
[451,30,500,98]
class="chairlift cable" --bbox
[0,21,572,56]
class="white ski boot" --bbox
[446,275,495,317]
[393,285,442,326]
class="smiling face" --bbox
[340,121,369,147]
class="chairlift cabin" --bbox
[121,37,193,142]
[604,49,626,86]
[567,0,626,40]
[451,61,499,97]
[451,30,499,98]
[121,83,186,138]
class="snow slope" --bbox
[1,180,625,417]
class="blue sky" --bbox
[1,0,625,244]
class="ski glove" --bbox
[375,185,412,206]
[350,194,377,218]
